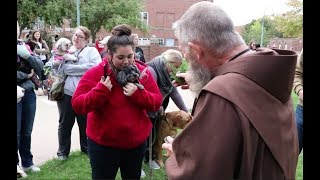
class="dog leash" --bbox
[163,115,179,131]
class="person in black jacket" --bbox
[131,33,146,63]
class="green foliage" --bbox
[21,0,148,41]
[269,0,303,38]
[169,60,189,84]
[42,0,75,27]
[241,17,283,46]
[17,0,44,31]
[241,0,303,43]
[80,0,147,40]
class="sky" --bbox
[214,0,292,26]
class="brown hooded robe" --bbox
[165,48,299,180]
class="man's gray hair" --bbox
[173,1,245,57]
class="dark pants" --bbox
[17,90,37,168]
[144,98,168,162]
[295,104,303,153]
[144,116,160,162]
[57,94,87,157]
[88,138,147,180]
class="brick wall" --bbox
[140,44,180,62]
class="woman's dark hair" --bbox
[107,24,134,55]
[30,30,44,42]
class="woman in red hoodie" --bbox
[71,24,162,179]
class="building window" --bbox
[158,38,165,46]
[166,39,174,47]
[140,12,148,26]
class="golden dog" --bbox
[153,110,192,167]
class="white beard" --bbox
[188,58,213,97]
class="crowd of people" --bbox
[17,1,303,179]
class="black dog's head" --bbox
[116,65,140,87]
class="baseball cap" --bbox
[99,35,111,45]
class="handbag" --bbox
[48,75,67,101]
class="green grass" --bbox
[24,93,302,179]
[24,151,167,180]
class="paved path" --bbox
[31,87,195,166]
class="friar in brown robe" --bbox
[165,48,299,179]
[164,2,299,179]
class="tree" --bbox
[273,0,303,37]
[241,17,282,46]
[41,0,147,41]
[17,0,44,32]
[80,0,147,41]
[42,0,76,27]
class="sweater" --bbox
[63,46,102,96]
[71,60,162,149]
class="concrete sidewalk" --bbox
[31,87,195,166]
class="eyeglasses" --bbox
[74,33,85,39]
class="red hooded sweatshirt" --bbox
[72,59,162,149]
[95,40,105,53]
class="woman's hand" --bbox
[123,82,138,96]
[100,76,113,91]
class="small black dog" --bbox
[116,65,144,89]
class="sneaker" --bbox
[23,165,41,172]
[17,165,27,178]
[58,155,68,160]
[149,160,160,170]
[141,169,146,178]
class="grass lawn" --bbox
[24,93,303,179]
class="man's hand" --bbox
[27,69,35,79]
[100,76,113,91]
[162,136,174,157]
[172,72,190,89]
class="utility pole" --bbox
[77,0,80,26]
[260,15,264,47]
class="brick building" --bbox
[97,0,211,61]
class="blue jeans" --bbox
[17,89,37,167]
[295,104,303,153]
